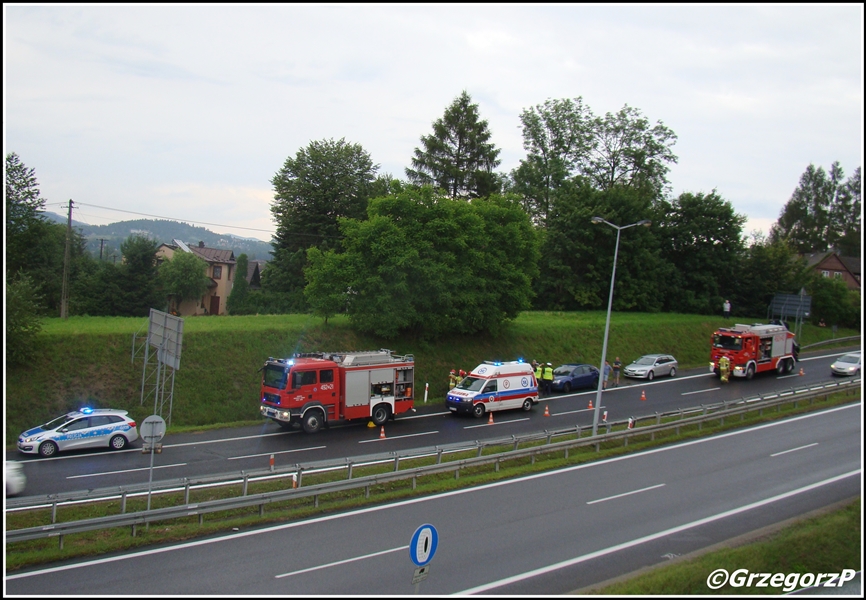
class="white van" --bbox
[445,361,539,418]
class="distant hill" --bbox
[42,212,274,262]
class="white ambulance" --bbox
[445,360,539,418]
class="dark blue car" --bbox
[551,363,599,393]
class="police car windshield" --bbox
[456,376,485,392]
[263,365,288,390]
[713,335,742,350]
[43,414,76,430]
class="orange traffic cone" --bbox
[640,390,647,401]
[488,411,494,425]
[379,425,386,439]
[588,399,593,410]
[292,473,298,489]
[799,367,804,376]
[544,404,550,417]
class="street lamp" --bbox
[590,217,651,436]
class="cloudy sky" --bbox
[5,4,863,243]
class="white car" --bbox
[5,461,26,496]
[18,407,139,457]
[830,351,861,376]
[623,354,678,381]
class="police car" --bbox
[18,408,139,457]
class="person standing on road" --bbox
[723,299,731,319]
[534,361,544,395]
[602,360,611,390]
[612,357,622,387]
[542,362,554,396]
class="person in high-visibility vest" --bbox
[542,362,554,397]
[534,361,543,394]
[449,369,458,389]
[719,355,730,383]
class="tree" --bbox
[6,272,44,367]
[733,233,809,319]
[304,187,538,339]
[585,104,678,200]
[118,236,163,316]
[6,153,46,258]
[406,91,502,199]
[266,138,378,311]
[226,253,250,315]
[511,97,595,224]
[158,251,210,313]
[807,274,860,329]
[656,191,747,314]
[771,162,861,256]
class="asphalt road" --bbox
[8,350,858,497]
[6,400,860,595]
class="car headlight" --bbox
[23,435,44,443]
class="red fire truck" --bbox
[710,323,798,380]
[259,349,415,433]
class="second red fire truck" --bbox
[710,322,798,380]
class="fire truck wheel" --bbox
[785,358,795,373]
[371,404,390,426]
[472,403,485,419]
[302,410,324,434]
[777,360,786,374]
[522,398,533,411]
[745,364,755,380]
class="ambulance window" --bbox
[292,370,317,388]
[320,369,334,384]
[484,381,498,393]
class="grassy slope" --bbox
[4,312,857,443]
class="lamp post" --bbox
[590,217,651,436]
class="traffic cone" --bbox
[627,417,635,429]
[488,411,494,425]
[799,367,804,376]
[588,399,593,409]
[544,404,550,417]
[640,390,647,401]
[379,425,386,439]
[292,473,298,489]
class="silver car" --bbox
[5,461,26,496]
[17,408,139,458]
[830,351,861,376]
[623,354,678,381]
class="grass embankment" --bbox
[5,388,860,575]
[5,311,858,443]
[587,498,861,595]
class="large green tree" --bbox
[158,251,210,313]
[771,162,861,256]
[406,91,502,199]
[6,152,46,274]
[304,187,538,338]
[656,191,747,314]
[533,181,663,312]
[265,138,378,311]
[732,233,809,319]
[226,253,250,315]
[511,97,595,225]
[6,272,44,367]
[586,104,678,200]
[118,236,163,316]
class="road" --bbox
[6,401,860,595]
[7,350,858,496]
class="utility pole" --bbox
[60,199,74,319]
[98,238,107,260]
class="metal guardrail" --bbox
[799,335,860,350]
[5,377,860,546]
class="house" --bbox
[246,260,267,290]
[805,252,861,291]
[156,240,237,315]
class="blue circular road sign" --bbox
[409,524,438,567]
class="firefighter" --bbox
[449,369,458,389]
[719,355,730,383]
[457,369,466,386]
[542,362,554,396]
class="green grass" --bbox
[5,390,859,572]
[588,498,861,595]
[6,311,858,443]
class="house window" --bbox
[834,272,842,279]
[213,265,222,279]
[821,270,830,278]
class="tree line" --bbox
[6,91,861,363]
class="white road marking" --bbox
[681,388,720,396]
[771,442,818,457]
[229,446,326,460]
[275,545,408,578]
[464,417,531,429]
[586,483,666,505]
[357,430,439,444]
[66,463,187,479]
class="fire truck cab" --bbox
[260,349,414,433]
[710,323,797,380]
